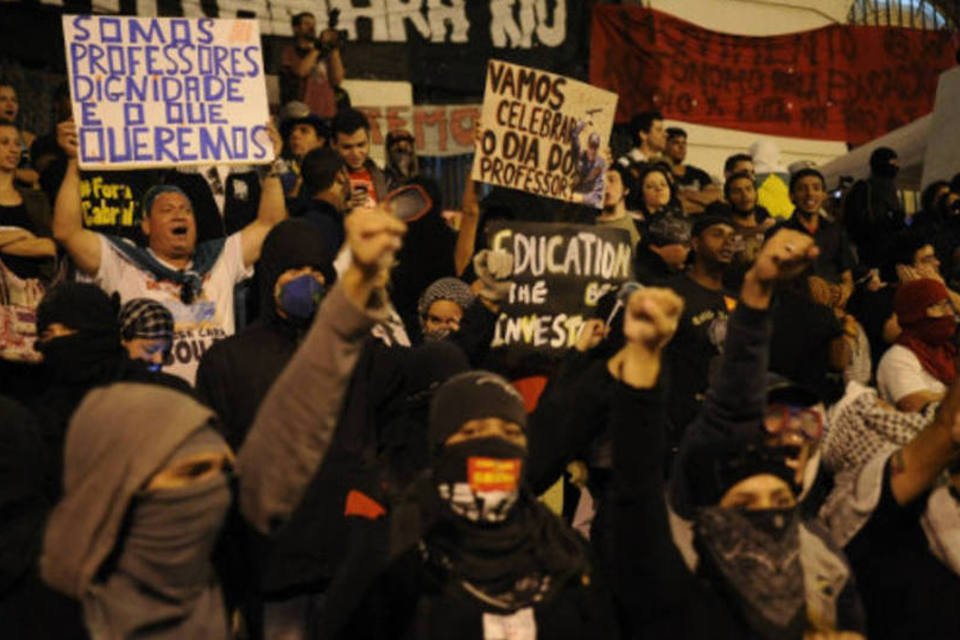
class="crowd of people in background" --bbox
[5,10,960,640]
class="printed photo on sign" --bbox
[62,15,273,169]
[471,59,618,209]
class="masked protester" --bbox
[196,218,336,451]
[41,383,233,639]
[417,277,475,342]
[31,283,190,501]
[876,278,957,412]
[118,298,174,372]
[843,146,906,269]
[384,129,419,191]
[332,370,618,639]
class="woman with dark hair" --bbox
[631,164,684,223]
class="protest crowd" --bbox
[4,2,960,639]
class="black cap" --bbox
[765,373,821,407]
[691,214,734,238]
[428,371,527,454]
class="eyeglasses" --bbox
[763,405,823,441]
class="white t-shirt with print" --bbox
[92,233,252,383]
[876,344,947,405]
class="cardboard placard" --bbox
[487,221,632,358]
[62,15,273,169]
[471,60,618,209]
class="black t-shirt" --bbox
[675,165,712,191]
[0,203,42,279]
[769,289,843,401]
[845,464,960,640]
[781,213,856,284]
[665,274,734,445]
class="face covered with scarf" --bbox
[34,283,128,383]
[41,384,233,638]
[429,371,528,523]
[421,371,590,612]
[690,440,807,640]
[895,278,958,384]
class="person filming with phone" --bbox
[332,109,388,208]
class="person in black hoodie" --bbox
[335,370,619,639]
[196,218,336,451]
[843,147,905,269]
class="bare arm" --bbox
[0,228,32,248]
[889,377,960,505]
[326,48,345,86]
[455,124,483,276]
[51,121,101,275]
[895,390,944,414]
[241,124,287,268]
[295,46,321,78]
[1,237,56,258]
[455,172,480,276]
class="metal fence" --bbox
[848,0,957,30]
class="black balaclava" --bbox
[35,283,127,383]
[256,219,336,328]
[869,147,899,180]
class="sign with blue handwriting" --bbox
[62,15,273,169]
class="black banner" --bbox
[4,0,585,98]
[486,221,633,362]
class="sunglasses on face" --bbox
[763,405,823,441]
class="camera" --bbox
[316,8,348,56]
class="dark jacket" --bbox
[295,198,346,260]
[843,176,904,268]
[334,483,618,640]
[0,395,87,640]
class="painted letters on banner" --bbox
[487,221,632,361]
[589,6,955,144]
[472,60,617,208]
[62,15,273,169]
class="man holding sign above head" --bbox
[52,119,287,384]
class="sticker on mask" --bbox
[468,457,521,492]
[482,607,536,640]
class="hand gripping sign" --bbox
[62,15,273,169]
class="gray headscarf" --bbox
[417,277,475,329]
[42,383,231,639]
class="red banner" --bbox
[589,6,955,144]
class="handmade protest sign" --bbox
[486,221,632,364]
[472,60,618,209]
[62,15,273,169]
